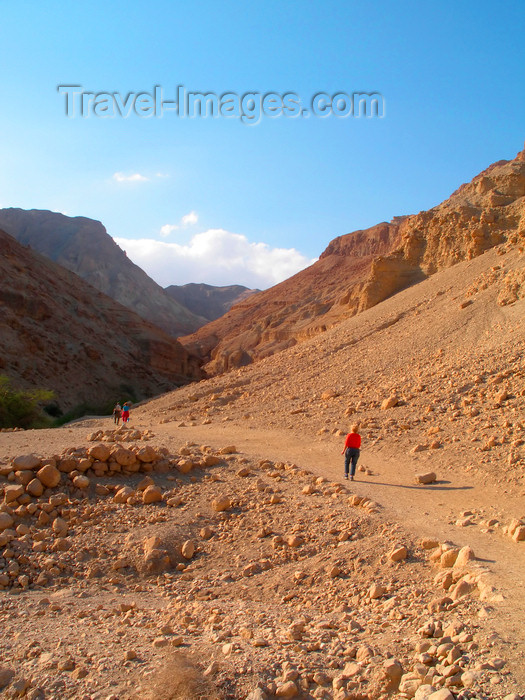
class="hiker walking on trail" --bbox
[112,403,122,425]
[121,402,131,424]
[342,424,361,481]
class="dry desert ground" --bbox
[0,244,524,700]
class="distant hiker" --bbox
[341,424,361,481]
[113,403,122,425]
[122,402,131,424]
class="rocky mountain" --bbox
[164,282,259,322]
[0,209,208,337]
[181,145,525,374]
[0,229,203,414]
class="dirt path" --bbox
[1,416,525,688]
[150,420,525,659]
[3,417,524,611]
[5,417,523,608]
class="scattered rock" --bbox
[142,485,163,504]
[181,540,195,559]
[212,495,232,512]
[415,471,437,485]
[388,545,408,562]
[381,395,399,410]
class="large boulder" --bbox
[37,464,61,488]
[114,486,134,504]
[57,457,78,473]
[415,471,437,485]
[143,536,171,574]
[142,485,163,504]
[26,478,44,497]
[4,485,24,503]
[212,496,232,512]
[181,540,195,559]
[0,513,14,531]
[381,395,399,410]
[87,444,111,462]
[136,445,159,463]
[73,475,90,490]
[112,447,136,467]
[12,454,41,471]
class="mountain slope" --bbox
[0,229,203,414]
[180,221,403,372]
[139,234,525,488]
[0,209,208,337]
[180,145,525,375]
[164,282,260,322]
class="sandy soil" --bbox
[0,244,524,699]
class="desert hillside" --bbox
[0,208,208,337]
[142,234,525,494]
[180,222,402,373]
[0,221,523,699]
[181,146,525,375]
[0,229,203,415]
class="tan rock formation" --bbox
[181,146,525,375]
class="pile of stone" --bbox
[0,442,233,591]
[418,538,504,607]
[0,441,227,500]
[504,518,525,542]
[87,426,155,442]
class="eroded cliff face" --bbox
[181,146,525,375]
[0,230,203,413]
[359,150,525,314]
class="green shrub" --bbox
[0,375,55,429]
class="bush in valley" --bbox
[134,653,223,700]
[0,375,55,429]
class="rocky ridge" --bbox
[165,283,260,323]
[0,230,202,414]
[0,209,207,338]
[181,146,525,375]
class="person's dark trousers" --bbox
[344,447,360,477]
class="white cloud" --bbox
[160,224,179,237]
[112,172,149,183]
[159,210,199,238]
[114,229,315,289]
[181,210,198,226]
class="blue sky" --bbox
[0,0,523,288]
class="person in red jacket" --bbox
[341,424,361,481]
[121,401,131,424]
